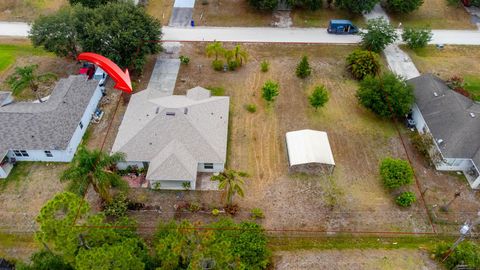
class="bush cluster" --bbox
[346,50,381,80]
[380,158,414,189]
[395,191,416,207]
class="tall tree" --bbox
[6,64,57,101]
[35,192,150,268]
[60,146,126,203]
[205,41,225,61]
[356,73,414,118]
[346,49,381,80]
[248,0,278,10]
[383,0,424,13]
[29,8,79,58]
[211,169,248,206]
[334,0,380,13]
[360,18,398,53]
[29,2,162,72]
[68,0,117,8]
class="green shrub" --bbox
[334,0,379,13]
[346,49,381,80]
[296,56,312,78]
[245,103,257,113]
[434,241,480,269]
[260,60,269,72]
[356,73,414,118]
[383,0,424,13]
[103,193,128,218]
[188,202,201,212]
[152,182,161,190]
[402,27,433,49]
[395,191,416,207]
[182,181,191,190]
[308,85,329,110]
[250,208,264,219]
[179,55,190,65]
[212,208,220,216]
[207,86,226,96]
[380,158,414,189]
[261,80,280,102]
[248,0,278,10]
[212,59,224,71]
[17,250,73,270]
[228,60,239,71]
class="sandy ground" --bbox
[273,249,440,270]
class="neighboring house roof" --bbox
[286,129,335,166]
[408,74,480,166]
[112,86,229,181]
[0,75,99,157]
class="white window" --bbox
[79,121,84,129]
[13,150,22,157]
[45,151,53,157]
[19,150,29,157]
[204,163,213,169]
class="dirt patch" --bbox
[273,249,439,269]
[146,0,174,26]
[272,11,292,28]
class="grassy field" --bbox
[145,0,174,26]
[0,43,50,74]
[404,45,480,99]
[0,0,66,22]
[389,0,475,29]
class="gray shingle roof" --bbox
[112,86,229,182]
[0,75,98,157]
[408,74,480,166]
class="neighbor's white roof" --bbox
[286,129,335,166]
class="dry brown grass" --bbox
[146,0,174,26]
[404,45,480,79]
[192,0,273,26]
[389,0,475,29]
[0,0,67,22]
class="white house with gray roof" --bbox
[111,86,229,190]
[408,74,480,189]
[0,75,103,178]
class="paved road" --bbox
[0,22,30,37]
[2,21,480,45]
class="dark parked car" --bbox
[327,20,359,34]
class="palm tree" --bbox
[205,41,225,61]
[211,169,248,206]
[6,64,57,102]
[232,45,248,66]
[61,146,127,203]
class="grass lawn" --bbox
[145,0,174,26]
[388,0,475,29]
[291,7,365,28]
[464,75,480,101]
[403,45,480,99]
[0,43,50,74]
[0,0,67,22]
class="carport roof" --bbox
[286,129,335,166]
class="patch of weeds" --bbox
[212,208,220,216]
[0,162,31,191]
[322,176,344,210]
[260,60,269,72]
[207,86,225,96]
[179,55,190,65]
[81,127,93,146]
[244,103,257,113]
[188,201,201,212]
[250,208,264,219]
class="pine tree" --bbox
[296,56,312,78]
